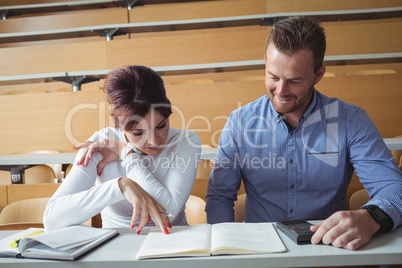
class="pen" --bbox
[9,230,44,248]
[160,211,175,218]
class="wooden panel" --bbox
[0,171,11,185]
[325,18,402,55]
[110,18,401,68]
[263,0,402,13]
[0,18,400,76]
[0,41,108,76]
[6,183,60,204]
[317,73,402,138]
[0,71,401,154]
[0,186,7,213]
[0,90,110,155]
[167,79,265,146]
[0,8,128,33]
[129,0,402,22]
[3,0,401,19]
[0,0,79,6]
[129,0,266,22]
[106,25,268,69]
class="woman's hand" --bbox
[118,177,171,234]
[73,139,126,175]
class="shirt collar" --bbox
[269,89,319,124]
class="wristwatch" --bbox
[120,143,141,160]
[363,205,393,233]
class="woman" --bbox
[44,65,201,234]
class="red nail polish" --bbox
[72,147,76,150]
[77,160,80,165]
[164,228,169,234]
[136,230,141,235]
[98,171,101,176]
[168,223,172,229]
[83,163,86,167]
[131,225,135,229]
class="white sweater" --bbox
[44,127,201,230]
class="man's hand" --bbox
[310,209,380,250]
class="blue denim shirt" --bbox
[206,90,401,230]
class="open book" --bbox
[137,222,287,259]
[0,225,118,261]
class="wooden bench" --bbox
[1,16,401,76]
[0,70,401,154]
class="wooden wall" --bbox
[1,18,401,75]
[0,68,401,154]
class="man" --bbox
[205,16,401,250]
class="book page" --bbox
[20,225,115,251]
[210,222,287,255]
[136,224,212,259]
[0,228,43,257]
[21,231,118,261]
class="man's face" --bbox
[264,44,325,116]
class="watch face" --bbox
[373,208,387,221]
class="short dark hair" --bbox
[265,16,326,72]
[103,65,172,131]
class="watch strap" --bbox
[363,205,393,233]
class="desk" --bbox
[0,153,75,184]
[0,136,401,168]
[1,135,402,184]
[0,225,401,268]
[0,137,401,184]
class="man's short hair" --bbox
[265,16,326,72]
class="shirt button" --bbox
[289,209,294,213]
[290,185,294,189]
[290,159,293,164]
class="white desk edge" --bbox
[0,138,401,166]
[0,224,401,268]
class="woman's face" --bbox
[124,111,170,156]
